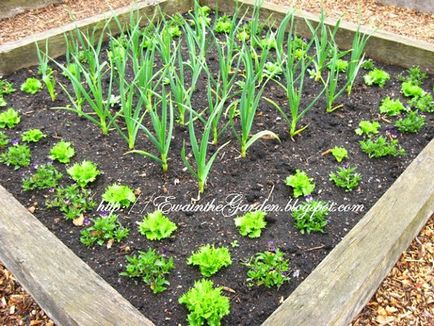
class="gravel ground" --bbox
[2,216,432,325]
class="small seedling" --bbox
[46,184,96,220]
[80,214,129,247]
[0,131,9,148]
[20,78,43,95]
[0,79,15,96]
[234,210,267,238]
[355,120,380,137]
[0,108,20,129]
[263,61,283,78]
[244,249,290,288]
[188,244,232,277]
[328,59,348,73]
[399,66,427,86]
[22,164,62,191]
[0,144,31,169]
[394,111,426,133]
[408,93,434,113]
[379,97,406,116]
[21,129,46,143]
[237,29,250,42]
[121,249,175,294]
[291,200,329,234]
[330,146,348,162]
[102,183,136,208]
[214,15,232,33]
[363,68,390,87]
[361,59,375,70]
[329,166,362,192]
[179,279,230,325]
[138,210,177,240]
[49,140,75,163]
[0,97,6,107]
[360,136,406,158]
[401,81,425,98]
[67,160,100,187]
[285,169,315,198]
[230,240,239,248]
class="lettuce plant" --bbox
[408,93,434,113]
[22,164,62,191]
[329,59,348,73]
[138,210,177,240]
[258,36,277,50]
[360,136,406,158]
[20,78,43,95]
[102,184,136,208]
[401,81,425,98]
[394,111,426,133]
[237,29,250,42]
[0,97,6,107]
[0,144,31,169]
[179,279,230,326]
[263,61,283,79]
[291,200,329,234]
[67,160,100,187]
[214,15,232,33]
[187,245,232,277]
[363,68,390,87]
[355,120,380,137]
[49,140,75,163]
[244,249,290,288]
[0,108,20,129]
[285,169,315,198]
[330,146,348,162]
[121,249,175,294]
[379,97,406,116]
[80,214,130,247]
[329,166,362,192]
[21,129,46,143]
[46,184,96,220]
[234,210,267,238]
[0,131,9,148]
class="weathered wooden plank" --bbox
[262,139,434,326]
[0,0,193,75]
[202,0,434,72]
[0,185,154,326]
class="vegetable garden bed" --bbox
[0,0,433,325]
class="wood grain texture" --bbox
[0,185,154,326]
[0,0,193,76]
[261,139,434,326]
[202,0,434,72]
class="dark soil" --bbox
[0,30,433,325]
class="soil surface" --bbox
[0,32,433,326]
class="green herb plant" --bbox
[121,249,175,294]
[394,111,426,133]
[409,93,434,113]
[46,184,96,219]
[244,249,290,288]
[0,144,31,169]
[291,200,329,233]
[22,164,62,191]
[329,166,362,191]
[0,131,9,148]
[360,136,406,158]
[80,214,130,247]
[187,244,232,277]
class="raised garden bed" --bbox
[0,0,433,325]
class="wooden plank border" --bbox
[0,0,193,76]
[201,0,434,73]
[0,184,155,326]
[0,1,433,325]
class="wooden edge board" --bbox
[201,0,434,73]
[0,184,154,326]
[262,139,434,325]
[0,0,193,76]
